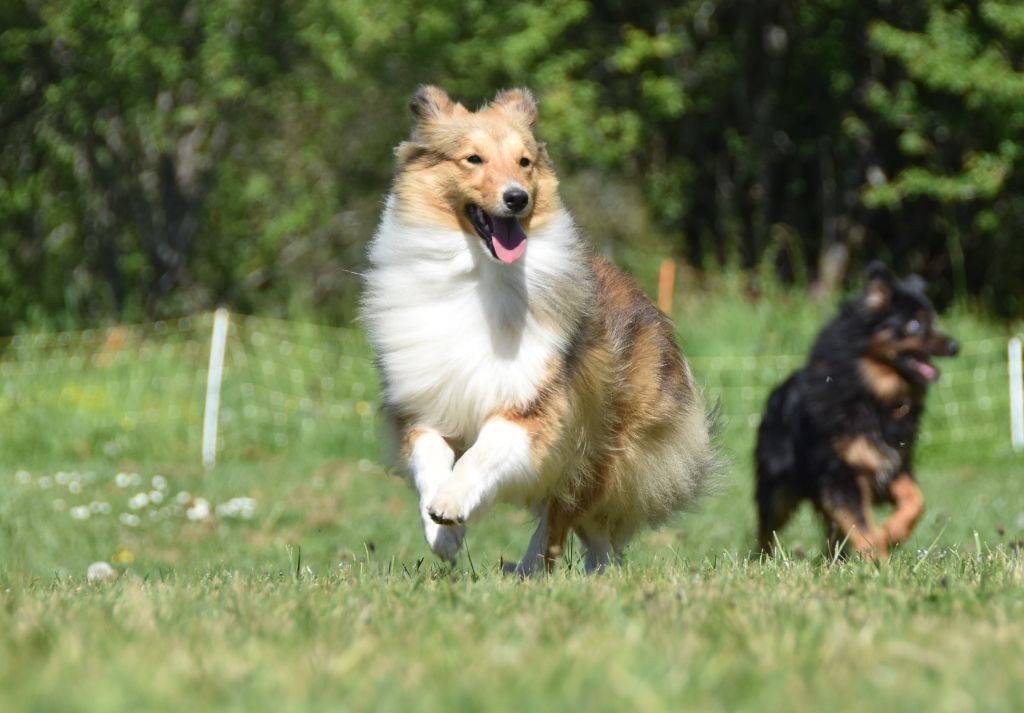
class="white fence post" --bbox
[202,308,230,469]
[1010,336,1024,453]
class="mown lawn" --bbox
[3,550,1023,713]
[2,288,1022,712]
[2,447,1022,713]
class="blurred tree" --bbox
[866,1,1024,313]
[0,0,300,328]
[0,0,601,329]
[2,0,1023,331]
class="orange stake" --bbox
[657,258,676,315]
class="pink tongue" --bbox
[491,217,527,264]
[916,361,939,382]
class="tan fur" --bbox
[880,474,924,544]
[835,435,896,475]
[822,494,888,559]
[858,357,910,403]
[820,470,924,560]
[554,257,710,545]
[400,426,425,462]
[542,500,574,570]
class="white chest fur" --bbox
[362,198,586,442]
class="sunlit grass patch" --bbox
[0,297,1021,712]
[1,548,1022,713]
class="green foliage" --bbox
[0,0,300,328]
[866,2,1024,309]
[3,0,1024,330]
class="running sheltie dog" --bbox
[755,263,959,559]
[362,86,715,573]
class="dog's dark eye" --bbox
[519,157,531,167]
[905,319,923,335]
[466,155,483,164]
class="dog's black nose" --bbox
[946,338,960,356]
[503,188,529,213]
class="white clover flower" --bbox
[70,506,90,520]
[151,475,167,491]
[15,470,31,484]
[128,492,149,510]
[128,472,141,486]
[148,490,164,505]
[119,513,140,527]
[175,491,192,505]
[86,562,117,583]
[38,476,53,489]
[186,498,211,521]
[90,501,112,514]
[68,481,82,494]
[216,497,256,520]
[115,472,132,488]
[55,471,69,485]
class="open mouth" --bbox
[903,354,940,383]
[466,204,527,264]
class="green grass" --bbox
[1,286,1023,712]
[4,552,1023,713]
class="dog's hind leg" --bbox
[756,485,800,556]
[879,473,924,546]
[505,503,550,576]
[574,522,613,573]
[505,500,572,576]
[821,491,888,560]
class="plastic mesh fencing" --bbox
[688,336,1011,449]
[0,312,1017,466]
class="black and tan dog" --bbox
[755,263,959,559]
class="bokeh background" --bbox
[2,6,1024,711]
[3,0,1024,334]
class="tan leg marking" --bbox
[822,497,889,560]
[879,474,924,545]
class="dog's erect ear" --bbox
[864,261,895,310]
[491,88,538,129]
[409,85,458,122]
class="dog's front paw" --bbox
[423,515,465,561]
[427,484,478,526]
[881,521,912,545]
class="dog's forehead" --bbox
[894,281,935,315]
[462,122,534,153]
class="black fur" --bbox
[755,263,959,557]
